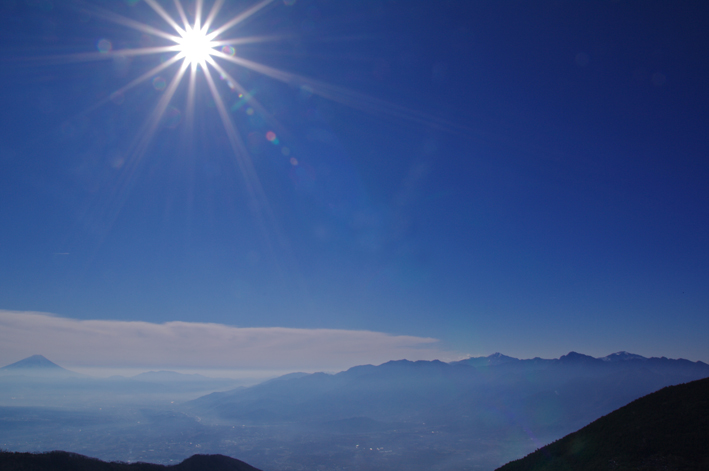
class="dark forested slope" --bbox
[496,377,709,471]
[0,451,261,471]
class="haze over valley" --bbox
[2,352,707,470]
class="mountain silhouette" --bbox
[0,355,80,377]
[0,451,261,471]
[495,377,709,471]
[1,355,65,370]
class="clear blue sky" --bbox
[0,0,707,365]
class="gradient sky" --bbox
[0,0,707,369]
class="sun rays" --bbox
[35,0,474,191]
[52,0,281,169]
[60,0,284,230]
[36,0,472,246]
[65,0,467,154]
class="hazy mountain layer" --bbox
[189,352,709,437]
[496,377,709,471]
[181,352,708,470]
[0,356,245,408]
[1,353,707,471]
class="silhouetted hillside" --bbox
[0,451,261,471]
[496,377,709,471]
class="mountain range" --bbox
[188,351,709,436]
[1,352,707,470]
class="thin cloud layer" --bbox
[0,310,453,370]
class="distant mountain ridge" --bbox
[0,451,261,471]
[182,352,709,469]
[0,356,245,408]
[189,351,709,441]
[2,351,704,376]
[496,377,709,470]
[456,350,705,366]
[0,356,240,385]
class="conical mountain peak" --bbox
[0,355,78,377]
[1,354,64,370]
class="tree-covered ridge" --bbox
[0,451,261,471]
[496,377,709,471]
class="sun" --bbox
[42,0,451,262]
[73,0,430,161]
[73,0,283,161]
[176,27,215,66]
[65,0,439,212]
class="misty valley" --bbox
[1,353,707,470]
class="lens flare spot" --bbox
[299,85,314,99]
[109,150,125,169]
[97,39,112,53]
[266,131,277,141]
[110,91,125,105]
[221,45,236,56]
[290,157,298,165]
[163,106,182,129]
[246,107,254,115]
[281,147,291,156]
[217,72,237,90]
[152,76,167,91]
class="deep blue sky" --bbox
[0,0,707,363]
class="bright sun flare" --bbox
[50,0,440,263]
[176,27,215,66]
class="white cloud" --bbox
[0,310,455,371]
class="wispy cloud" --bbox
[0,310,454,371]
